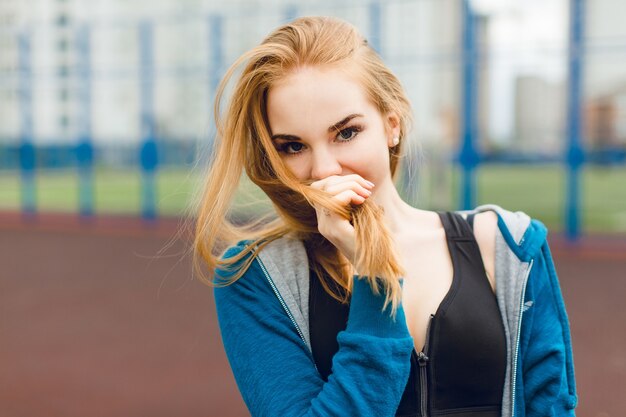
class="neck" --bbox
[370,177,413,234]
[370,176,439,236]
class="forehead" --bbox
[266,66,375,133]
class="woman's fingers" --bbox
[325,182,372,199]
[311,174,374,193]
[310,175,374,204]
[333,189,366,206]
[310,174,373,264]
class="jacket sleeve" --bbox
[518,241,578,416]
[213,244,415,417]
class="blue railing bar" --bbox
[139,20,158,221]
[207,14,224,153]
[459,0,479,211]
[368,1,382,56]
[208,14,224,94]
[565,0,585,241]
[76,24,95,218]
[6,38,626,88]
[18,29,36,218]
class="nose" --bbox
[310,147,342,180]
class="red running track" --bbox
[0,213,624,416]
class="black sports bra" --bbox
[308,211,507,416]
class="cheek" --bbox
[342,139,390,177]
[282,157,309,181]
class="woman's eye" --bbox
[337,126,361,141]
[279,142,304,155]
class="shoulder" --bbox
[473,210,498,250]
[470,211,498,288]
[213,240,288,325]
[457,204,551,289]
[218,234,305,270]
[215,234,309,292]
[462,204,549,261]
[214,240,262,294]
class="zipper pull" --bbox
[416,351,429,366]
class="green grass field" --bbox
[0,164,625,234]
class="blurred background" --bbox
[0,0,624,416]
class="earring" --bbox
[391,136,400,147]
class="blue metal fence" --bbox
[565,0,585,241]
[2,0,624,239]
[459,0,479,212]
[76,24,94,218]
[17,30,36,217]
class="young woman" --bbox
[194,16,578,417]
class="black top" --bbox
[308,211,507,416]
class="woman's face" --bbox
[266,66,400,186]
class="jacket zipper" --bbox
[417,314,435,417]
[256,257,308,348]
[510,259,534,417]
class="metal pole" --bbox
[18,29,36,218]
[208,14,223,96]
[139,20,158,221]
[207,14,223,156]
[565,0,585,241]
[368,1,382,55]
[76,24,94,218]
[460,0,479,210]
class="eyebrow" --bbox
[328,113,364,133]
[271,113,364,141]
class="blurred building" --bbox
[585,90,626,150]
[0,0,20,143]
[0,0,462,149]
[514,75,565,154]
[0,0,625,163]
[585,0,626,151]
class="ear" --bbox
[385,111,401,146]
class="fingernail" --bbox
[366,180,375,187]
[364,189,372,196]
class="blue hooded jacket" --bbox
[213,205,578,416]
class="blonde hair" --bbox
[193,16,413,316]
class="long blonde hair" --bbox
[193,16,413,316]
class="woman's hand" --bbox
[310,174,375,269]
